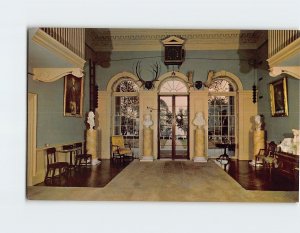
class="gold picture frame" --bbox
[269,77,288,117]
[63,75,84,117]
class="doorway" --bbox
[158,95,189,159]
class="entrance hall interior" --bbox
[27,28,300,202]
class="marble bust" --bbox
[254,115,263,131]
[193,112,205,129]
[143,114,153,128]
[87,111,95,130]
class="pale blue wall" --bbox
[96,50,256,91]
[257,71,300,143]
[27,66,90,148]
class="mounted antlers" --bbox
[134,61,161,90]
[149,61,161,83]
[134,60,145,86]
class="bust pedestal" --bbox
[193,128,207,162]
[140,128,153,162]
[249,130,265,166]
[86,129,100,165]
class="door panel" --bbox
[159,95,189,159]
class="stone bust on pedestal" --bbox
[193,112,205,129]
[87,111,95,130]
[141,113,154,162]
[143,113,153,128]
[193,112,207,162]
[254,114,263,131]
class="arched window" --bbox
[115,79,139,92]
[113,78,139,155]
[208,78,236,157]
[159,79,188,93]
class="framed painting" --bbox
[269,77,288,117]
[64,74,84,117]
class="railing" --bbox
[41,28,85,59]
[268,30,300,58]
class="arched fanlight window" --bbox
[208,79,236,92]
[113,78,139,156]
[115,79,139,92]
[160,79,188,93]
[208,78,237,158]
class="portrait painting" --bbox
[64,74,84,117]
[269,77,288,117]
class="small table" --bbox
[57,147,78,168]
[215,143,235,170]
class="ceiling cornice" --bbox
[86,29,267,52]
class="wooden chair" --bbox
[74,142,92,167]
[111,135,134,161]
[44,147,69,184]
[255,141,277,172]
[263,141,278,174]
[255,148,267,167]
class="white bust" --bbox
[193,112,205,129]
[143,113,153,128]
[254,115,262,131]
[87,111,95,129]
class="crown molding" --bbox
[32,29,86,69]
[87,29,265,52]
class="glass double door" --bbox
[158,96,189,159]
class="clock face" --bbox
[164,46,183,64]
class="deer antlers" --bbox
[149,61,161,82]
[134,61,161,89]
[134,60,145,85]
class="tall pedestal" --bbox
[193,128,207,162]
[249,130,265,166]
[140,128,153,162]
[86,129,100,165]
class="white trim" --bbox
[32,68,84,82]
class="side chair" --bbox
[44,147,69,185]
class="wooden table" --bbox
[215,143,235,170]
[57,147,78,168]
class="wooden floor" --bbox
[227,160,299,191]
[37,158,298,191]
[36,159,132,187]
